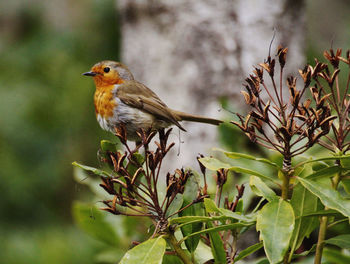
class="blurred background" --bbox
[0,0,349,263]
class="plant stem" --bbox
[314,215,328,264]
[281,157,292,200]
[314,170,341,264]
[281,172,290,200]
[167,232,193,264]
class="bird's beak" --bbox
[82,71,97,77]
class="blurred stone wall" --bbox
[116,0,306,170]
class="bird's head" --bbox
[83,61,134,86]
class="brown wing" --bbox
[115,81,186,131]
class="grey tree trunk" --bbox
[117,0,305,170]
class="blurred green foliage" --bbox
[0,0,119,224]
[0,0,120,263]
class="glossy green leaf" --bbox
[171,215,223,225]
[235,199,244,213]
[199,157,277,183]
[323,247,350,264]
[171,215,254,227]
[304,165,341,179]
[249,176,278,202]
[166,194,183,218]
[297,177,350,217]
[219,208,255,222]
[193,241,214,264]
[299,209,339,218]
[214,148,280,169]
[72,202,119,246]
[325,235,350,248]
[161,255,182,264]
[207,221,227,264]
[340,156,350,168]
[100,139,118,152]
[120,236,166,264]
[181,222,253,243]
[72,161,110,177]
[256,199,295,264]
[256,259,270,264]
[203,198,254,222]
[296,155,350,168]
[204,198,221,214]
[341,178,350,194]
[234,242,263,262]
[199,157,231,170]
[289,184,319,259]
[73,166,110,199]
[230,167,277,183]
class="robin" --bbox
[83,60,222,140]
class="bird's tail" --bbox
[173,110,223,126]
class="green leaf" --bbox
[207,221,227,264]
[341,178,350,195]
[235,199,244,213]
[162,255,182,264]
[297,177,350,217]
[234,242,263,262]
[100,139,118,152]
[171,215,222,225]
[120,236,166,264]
[193,241,214,264]
[299,209,339,218]
[249,176,278,202]
[304,165,341,179]
[73,166,110,199]
[199,157,232,170]
[214,148,280,169]
[166,194,183,218]
[199,157,277,183]
[256,199,295,264]
[204,198,221,214]
[72,161,110,177]
[219,208,255,222]
[171,215,254,228]
[296,154,350,168]
[72,202,119,246]
[323,247,350,264]
[256,259,270,264]
[289,184,319,258]
[229,166,277,183]
[179,174,203,252]
[340,155,350,168]
[325,235,350,248]
[181,222,253,242]
[203,198,254,222]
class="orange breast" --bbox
[94,85,116,118]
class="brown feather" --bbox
[115,81,186,131]
[171,110,223,126]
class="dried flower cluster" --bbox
[99,126,204,233]
[309,49,350,153]
[232,46,336,170]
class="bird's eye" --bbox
[103,67,110,73]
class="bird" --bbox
[83,60,223,141]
